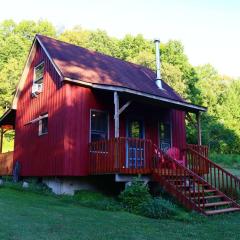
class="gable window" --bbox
[90,110,108,142]
[32,61,44,95]
[39,114,48,136]
[159,122,172,152]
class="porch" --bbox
[89,89,207,175]
[89,138,209,175]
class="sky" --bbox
[0,0,240,77]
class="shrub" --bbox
[119,177,151,212]
[140,197,177,219]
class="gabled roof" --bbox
[13,34,207,112]
[37,34,185,103]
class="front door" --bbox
[126,119,145,168]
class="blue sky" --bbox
[1,0,239,77]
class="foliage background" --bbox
[0,19,239,153]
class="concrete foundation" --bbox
[43,177,97,195]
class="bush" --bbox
[140,197,177,219]
[119,177,151,212]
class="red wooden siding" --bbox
[14,42,67,176]
[171,110,186,150]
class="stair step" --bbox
[204,194,224,199]
[191,194,224,200]
[176,185,191,188]
[186,189,216,195]
[200,201,232,208]
[176,183,209,188]
[205,207,240,215]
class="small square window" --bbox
[39,114,48,136]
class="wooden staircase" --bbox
[152,145,240,216]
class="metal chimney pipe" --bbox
[154,39,163,89]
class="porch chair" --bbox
[166,147,185,169]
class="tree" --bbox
[194,64,225,113]
[161,62,187,98]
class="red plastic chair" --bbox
[166,147,185,168]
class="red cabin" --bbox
[0,35,239,215]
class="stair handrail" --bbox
[186,147,240,200]
[152,144,240,213]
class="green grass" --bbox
[210,153,240,169]
[0,187,240,240]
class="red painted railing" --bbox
[186,147,240,200]
[89,137,154,174]
[89,138,240,213]
[186,144,209,158]
[152,144,240,213]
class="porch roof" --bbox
[0,109,16,130]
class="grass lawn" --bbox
[210,153,240,170]
[0,188,240,240]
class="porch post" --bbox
[196,112,202,146]
[114,91,119,138]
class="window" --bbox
[159,122,171,152]
[127,119,144,138]
[39,114,48,136]
[34,62,44,83]
[32,62,44,95]
[90,110,108,142]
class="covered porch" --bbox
[89,91,207,175]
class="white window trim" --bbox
[38,113,48,136]
[89,109,109,143]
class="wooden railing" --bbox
[152,144,240,213]
[186,144,209,158]
[89,137,154,174]
[0,151,13,175]
[186,147,240,200]
[89,139,240,213]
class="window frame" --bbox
[158,120,172,152]
[89,109,109,143]
[38,113,48,136]
[126,117,145,139]
[33,61,45,84]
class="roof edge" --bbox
[63,77,207,112]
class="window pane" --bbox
[159,122,171,152]
[39,115,48,135]
[42,117,48,134]
[128,120,143,138]
[35,62,44,82]
[91,111,108,142]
